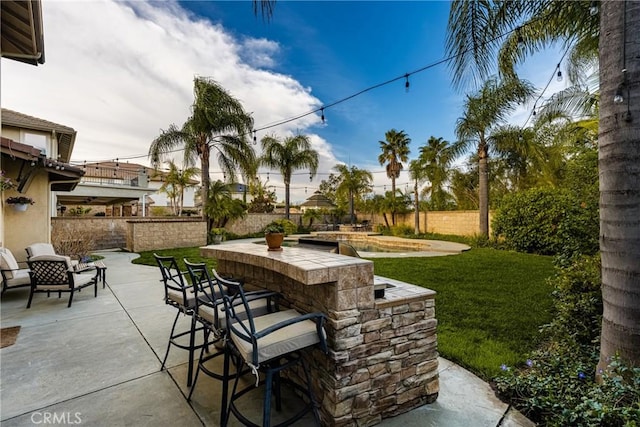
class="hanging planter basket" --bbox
[12,203,29,212]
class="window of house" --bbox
[22,132,48,156]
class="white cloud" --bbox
[241,38,280,69]
[1,0,323,173]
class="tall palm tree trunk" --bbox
[284,178,291,219]
[478,139,490,237]
[597,0,640,374]
[349,190,355,225]
[414,180,420,234]
[200,146,211,225]
[391,178,397,226]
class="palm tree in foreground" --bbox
[378,129,411,226]
[260,134,319,219]
[149,77,255,232]
[447,0,640,374]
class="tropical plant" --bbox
[156,160,200,216]
[453,77,535,237]
[408,159,429,235]
[247,177,276,213]
[446,0,640,382]
[418,136,455,210]
[378,129,411,225]
[260,133,318,219]
[149,77,255,232]
[204,180,247,232]
[333,164,373,225]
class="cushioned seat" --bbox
[25,243,78,267]
[184,260,279,425]
[1,248,31,293]
[26,255,99,308]
[215,270,327,427]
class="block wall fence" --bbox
[51,210,492,252]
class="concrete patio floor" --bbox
[0,250,533,426]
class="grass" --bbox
[372,248,555,379]
[132,247,217,271]
[133,245,555,380]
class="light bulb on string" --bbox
[404,74,410,92]
[115,158,119,169]
[556,69,562,82]
[83,161,86,171]
[516,28,524,44]
[266,172,270,182]
[309,172,313,182]
[590,1,598,16]
[321,108,325,124]
[614,87,625,104]
[253,130,257,145]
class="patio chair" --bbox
[183,260,278,424]
[154,254,208,387]
[26,255,99,308]
[214,270,327,427]
[0,248,31,294]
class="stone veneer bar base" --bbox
[201,243,439,427]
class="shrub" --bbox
[492,187,598,257]
[263,219,297,236]
[390,224,413,236]
[493,255,640,426]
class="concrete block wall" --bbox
[125,219,206,252]
[52,217,129,251]
[369,211,494,236]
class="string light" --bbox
[556,67,562,82]
[404,74,410,92]
[321,108,325,124]
[115,158,119,169]
[253,130,257,145]
[614,85,625,104]
[516,28,524,44]
[590,1,599,16]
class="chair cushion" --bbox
[199,297,271,330]
[26,243,56,258]
[0,248,20,279]
[231,309,324,365]
[5,269,31,287]
[167,288,197,308]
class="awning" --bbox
[1,0,45,65]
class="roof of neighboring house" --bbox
[0,0,45,65]
[300,191,335,208]
[1,108,76,162]
[1,136,84,191]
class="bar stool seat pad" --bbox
[231,309,324,365]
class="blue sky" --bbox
[2,1,565,203]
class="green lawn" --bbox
[372,248,555,379]
[133,246,555,380]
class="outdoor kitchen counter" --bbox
[201,242,439,426]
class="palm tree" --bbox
[149,77,255,232]
[418,136,455,210]
[260,134,318,219]
[408,159,429,235]
[333,164,373,225]
[158,160,200,216]
[447,0,640,373]
[454,77,534,237]
[378,129,411,225]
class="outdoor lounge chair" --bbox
[214,270,327,427]
[26,255,99,308]
[0,248,31,294]
[183,260,278,424]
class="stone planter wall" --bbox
[126,219,206,252]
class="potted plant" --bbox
[264,221,285,251]
[209,227,226,245]
[5,196,35,212]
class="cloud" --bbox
[240,38,280,69]
[1,0,323,172]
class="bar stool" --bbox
[214,270,327,427]
[184,260,279,425]
[154,254,206,387]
